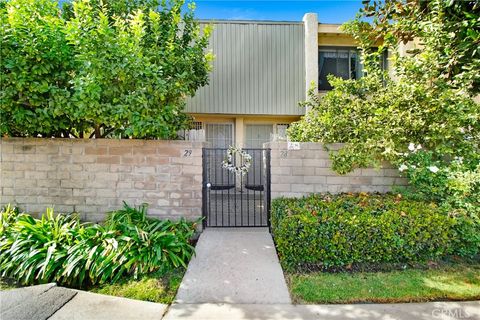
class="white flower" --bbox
[398,164,408,172]
[428,166,440,173]
[416,144,422,150]
[454,156,464,164]
[408,143,416,151]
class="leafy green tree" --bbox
[0,0,212,138]
[61,0,163,19]
[0,0,75,137]
[361,0,480,95]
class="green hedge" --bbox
[0,203,196,287]
[271,193,479,271]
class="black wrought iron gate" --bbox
[202,148,271,228]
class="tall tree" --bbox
[361,0,480,95]
[1,0,212,138]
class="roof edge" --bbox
[197,19,303,25]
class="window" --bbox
[192,121,203,130]
[183,121,204,141]
[318,47,362,91]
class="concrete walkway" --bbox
[163,301,480,320]
[0,284,167,320]
[175,228,291,304]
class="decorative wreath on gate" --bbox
[222,146,252,176]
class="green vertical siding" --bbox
[186,21,306,115]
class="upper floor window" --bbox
[318,47,362,91]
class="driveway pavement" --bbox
[0,284,167,320]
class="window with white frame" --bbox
[183,121,205,141]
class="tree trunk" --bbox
[94,125,101,138]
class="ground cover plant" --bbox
[273,193,480,304]
[0,203,197,288]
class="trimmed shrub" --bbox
[271,193,479,271]
[0,203,196,287]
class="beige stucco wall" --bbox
[318,24,358,46]
[0,138,205,222]
[265,142,407,198]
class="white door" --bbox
[205,123,234,186]
[205,123,234,148]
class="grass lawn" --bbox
[0,278,19,291]
[0,268,185,304]
[88,268,184,303]
[287,262,480,304]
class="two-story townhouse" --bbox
[185,13,379,148]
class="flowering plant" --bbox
[221,146,252,176]
[396,144,480,256]
[397,145,480,214]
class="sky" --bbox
[191,0,364,24]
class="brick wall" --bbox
[0,138,205,221]
[0,139,409,221]
[265,142,407,198]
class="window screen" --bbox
[318,47,363,90]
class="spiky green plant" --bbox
[0,203,197,287]
[0,208,81,284]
